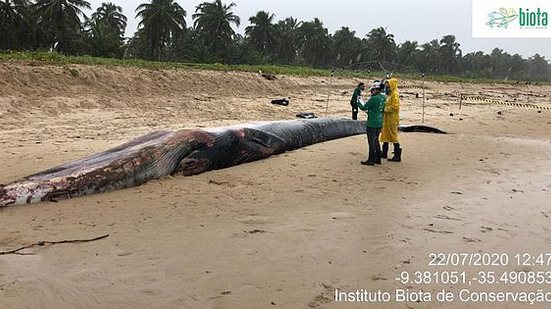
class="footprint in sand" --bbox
[329,212,355,220]
[434,214,462,221]
[140,288,162,296]
[424,224,454,234]
[371,274,388,281]
[308,294,332,308]
[308,284,334,308]
[480,226,493,233]
[424,228,454,234]
[238,215,273,225]
[243,229,269,234]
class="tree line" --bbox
[1,0,550,81]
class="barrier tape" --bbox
[460,95,551,110]
[381,84,549,110]
[400,84,425,91]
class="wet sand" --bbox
[1,63,551,308]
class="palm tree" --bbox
[84,3,127,57]
[509,53,527,79]
[169,27,217,62]
[34,0,91,53]
[438,34,461,74]
[136,0,187,60]
[245,11,275,58]
[396,40,419,67]
[91,2,127,36]
[193,0,240,57]
[365,27,396,63]
[527,53,550,80]
[419,39,440,73]
[86,19,123,57]
[332,27,362,67]
[462,51,488,78]
[273,17,301,64]
[0,0,33,49]
[298,18,331,67]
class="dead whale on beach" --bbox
[0,118,446,206]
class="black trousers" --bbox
[351,106,358,120]
[366,127,381,161]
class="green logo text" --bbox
[519,8,548,27]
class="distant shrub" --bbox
[69,68,79,77]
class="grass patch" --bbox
[68,67,79,77]
[1,50,547,85]
[0,51,342,77]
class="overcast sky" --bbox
[86,0,551,60]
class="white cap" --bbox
[369,81,381,91]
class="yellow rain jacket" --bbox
[380,78,400,143]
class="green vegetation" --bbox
[0,50,365,77]
[68,67,80,77]
[5,50,548,86]
[1,0,549,81]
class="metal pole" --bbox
[325,69,335,117]
[422,73,426,123]
[458,77,465,111]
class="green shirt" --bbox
[357,93,386,128]
[350,87,362,106]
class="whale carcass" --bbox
[0,118,367,206]
[0,118,446,207]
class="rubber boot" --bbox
[361,152,374,165]
[381,143,389,159]
[375,148,382,164]
[388,144,402,162]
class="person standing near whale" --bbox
[350,82,365,120]
[380,78,402,162]
[356,81,386,165]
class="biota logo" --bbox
[486,8,518,28]
[473,1,551,38]
[486,7,548,29]
[519,8,548,28]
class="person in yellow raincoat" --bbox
[380,78,402,162]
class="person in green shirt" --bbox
[356,81,386,166]
[350,82,365,120]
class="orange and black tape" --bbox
[460,96,551,111]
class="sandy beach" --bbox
[1,62,551,308]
